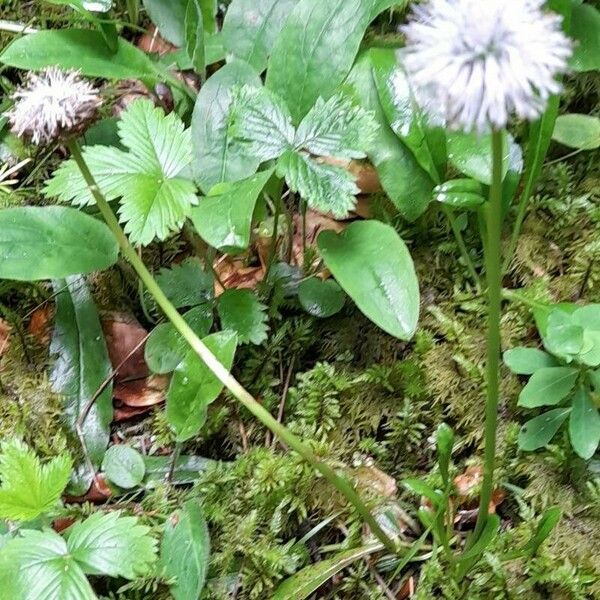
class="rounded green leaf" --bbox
[143,0,186,45]
[552,114,600,150]
[101,445,146,489]
[0,206,119,281]
[317,220,419,340]
[503,347,559,375]
[518,408,571,451]
[518,367,579,408]
[298,278,345,318]
[570,3,600,72]
[569,387,600,460]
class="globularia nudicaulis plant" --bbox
[0,0,598,597]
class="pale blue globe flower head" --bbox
[7,67,102,146]
[402,0,572,133]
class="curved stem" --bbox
[469,130,504,546]
[67,140,397,554]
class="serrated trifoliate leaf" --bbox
[160,501,210,600]
[298,277,345,318]
[167,331,238,441]
[294,95,378,159]
[66,511,157,579]
[518,367,579,408]
[0,440,71,521]
[101,445,145,489]
[518,408,571,451]
[569,387,600,460]
[145,306,213,374]
[217,289,269,345]
[230,85,295,161]
[503,347,559,375]
[0,206,119,281]
[317,221,420,340]
[190,170,273,253]
[45,100,197,246]
[0,529,95,600]
[51,277,113,495]
[156,258,214,309]
[191,60,262,193]
[277,150,358,217]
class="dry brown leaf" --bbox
[102,314,149,381]
[113,403,154,422]
[213,255,266,296]
[64,474,112,504]
[27,306,53,346]
[137,24,177,55]
[114,374,169,408]
[319,157,382,194]
[0,319,11,356]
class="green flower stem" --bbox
[67,140,397,554]
[470,129,504,546]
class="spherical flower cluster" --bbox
[402,0,572,132]
[7,67,102,146]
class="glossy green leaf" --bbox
[143,454,214,486]
[533,303,578,339]
[570,3,600,72]
[545,310,584,358]
[50,276,113,494]
[0,440,71,522]
[66,511,157,578]
[518,408,571,451]
[191,59,262,193]
[0,29,159,80]
[217,290,269,345]
[0,529,95,600]
[145,306,213,374]
[518,367,579,408]
[143,0,186,45]
[272,544,382,600]
[222,0,299,72]
[318,220,420,340]
[503,347,559,375]
[0,207,118,281]
[266,0,397,123]
[371,47,444,182]
[156,258,213,310]
[553,114,600,150]
[342,51,433,221]
[101,445,146,489]
[298,278,345,318]
[190,170,273,253]
[160,501,210,600]
[167,331,238,441]
[185,0,205,74]
[569,387,600,460]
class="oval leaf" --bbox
[101,445,146,489]
[569,387,600,460]
[553,114,600,150]
[518,367,578,408]
[0,206,118,281]
[518,408,571,451]
[298,277,345,318]
[317,221,420,340]
[570,3,600,72]
[503,347,559,375]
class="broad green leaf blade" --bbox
[167,331,238,441]
[570,3,600,72]
[0,207,118,281]
[266,0,397,123]
[50,276,113,494]
[156,258,214,309]
[101,445,146,489]
[190,170,273,253]
[143,455,213,486]
[298,278,345,318]
[569,387,600,460]
[0,440,71,522]
[544,310,584,358]
[217,289,269,345]
[0,529,95,600]
[160,501,210,600]
[370,47,444,183]
[503,347,559,375]
[518,408,571,451]
[518,367,579,408]
[552,114,600,150]
[191,59,262,193]
[277,150,358,217]
[145,306,213,374]
[143,0,186,45]
[222,0,299,72]
[294,95,378,160]
[185,0,205,74]
[272,544,382,600]
[67,511,157,579]
[0,29,158,80]
[317,221,420,340]
[230,85,295,161]
[341,51,433,221]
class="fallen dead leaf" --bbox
[0,319,11,356]
[64,474,112,504]
[113,403,154,422]
[137,24,177,56]
[452,465,505,526]
[114,374,169,408]
[27,306,53,346]
[213,255,266,296]
[320,157,382,195]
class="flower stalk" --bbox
[66,140,398,554]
